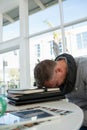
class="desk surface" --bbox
[7,100,83,130]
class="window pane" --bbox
[0,50,19,94]
[3,21,19,41]
[29,4,60,34]
[82,32,87,48]
[63,0,87,23]
[65,22,87,57]
[76,33,82,49]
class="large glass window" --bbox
[1,0,87,88]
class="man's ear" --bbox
[55,66,62,73]
[55,62,62,73]
[57,68,62,72]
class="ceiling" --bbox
[0,0,58,26]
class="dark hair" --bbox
[34,60,57,88]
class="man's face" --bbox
[44,61,67,88]
[44,69,66,88]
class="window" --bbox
[76,32,87,49]
[63,0,87,23]
[36,44,41,58]
[29,5,60,34]
[50,41,53,55]
[76,33,82,49]
[3,21,19,41]
[1,0,87,88]
[82,32,87,48]
[0,50,19,94]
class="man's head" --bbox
[34,59,68,88]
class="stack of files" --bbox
[7,88,65,106]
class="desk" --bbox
[6,99,84,130]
